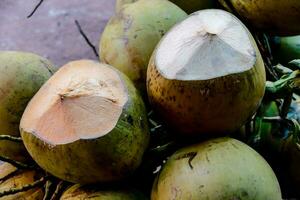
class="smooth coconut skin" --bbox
[100,0,187,95]
[147,10,266,136]
[60,184,147,200]
[0,51,54,162]
[220,0,300,36]
[273,35,300,64]
[20,60,150,184]
[115,0,216,14]
[0,163,44,200]
[115,0,136,12]
[152,138,282,200]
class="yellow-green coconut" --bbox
[0,51,54,162]
[147,9,265,136]
[152,138,282,200]
[100,0,187,95]
[20,60,150,184]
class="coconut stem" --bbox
[265,70,300,99]
[255,33,279,81]
[27,0,45,18]
[0,176,48,197]
[0,169,20,182]
[0,135,22,142]
[0,156,36,170]
[43,180,54,200]
[74,20,99,58]
[50,181,69,200]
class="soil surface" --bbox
[0,0,115,68]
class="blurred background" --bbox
[0,0,115,68]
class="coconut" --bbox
[0,162,44,200]
[100,0,187,95]
[219,0,300,36]
[115,0,136,12]
[273,35,300,64]
[147,9,266,136]
[60,184,147,200]
[20,60,150,184]
[115,0,216,14]
[0,51,54,162]
[152,137,281,200]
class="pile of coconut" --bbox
[1,0,300,199]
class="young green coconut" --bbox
[147,9,266,136]
[60,184,147,200]
[100,0,187,95]
[273,35,300,64]
[152,137,282,200]
[0,51,55,162]
[0,162,44,200]
[115,0,216,14]
[20,60,150,184]
[219,0,300,36]
[115,0,136,12]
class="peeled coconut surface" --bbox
[20,60,149,183]
[152,138,282,200]
[147,9,266,136]
[100,0,187,95]
[60,184,147,200]
[0,51,54,162]
[220,0,300,36]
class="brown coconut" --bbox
[147,9,266,136]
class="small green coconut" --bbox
[60,184,147,200]
[20,60,150,184]
[115,0,216,14]
[0,51,54,162]
[100,0,187,95]
[219,0,300,36]
[273,35,300,64]
[147,9,265,136]
[152,138,282,200]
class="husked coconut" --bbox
[147,9,266,136]
[219,0,300,36]
[100,0,187,95]
[152,138,282,200]
[0,51,54,162]
[20,60,150,184]
[60,184,147,200]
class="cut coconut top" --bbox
[20,60,128,145]
[155,9,257,80]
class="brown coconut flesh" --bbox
[155,9,256,80]
[20,60,128,145]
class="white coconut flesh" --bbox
[20,60,128,145]
[155,9,257,80]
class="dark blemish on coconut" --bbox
[175,152,197,170]
[134,34,138,39]
[206,154,210,163]
[158,29,165,37]
[126,115,133,125]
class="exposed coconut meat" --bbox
[155,9,256,80]
[20,60,128,145]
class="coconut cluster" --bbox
[1,0,300,199]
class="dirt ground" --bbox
[0,0,115,68]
